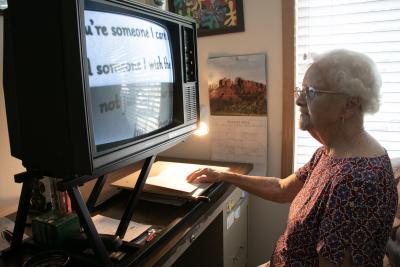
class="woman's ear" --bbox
[343,96,361,118]
[347,96,361,108]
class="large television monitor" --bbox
[3,0,199,178]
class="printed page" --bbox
[92,214,151,242]
[145,162,229,194]
[145,164,211,193]
[112,162,229,197]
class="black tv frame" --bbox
[3,0,199,178]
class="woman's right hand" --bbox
[186,168,224,183]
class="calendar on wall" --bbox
[208,54,268,174]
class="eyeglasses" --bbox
[294,86,345,100]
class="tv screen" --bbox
[85,10,175,153]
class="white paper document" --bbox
[92,214,151,242]
[145,163,228,193]
[145,164,209,193]
[0,217,28,252]
[112,161,230,200]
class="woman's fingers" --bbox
[186,168,203,182]
[186,168,211,182]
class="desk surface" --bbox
[0,158,252,267]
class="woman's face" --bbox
[296,65,347,134]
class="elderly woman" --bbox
[187,49,398,266]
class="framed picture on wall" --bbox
[169,0,244,37]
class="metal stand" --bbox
[11,171,40,249]
[67,185,112,266]
[10,155,157,267]
[116,155,156,238]
[86,174,106,212]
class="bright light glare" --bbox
[194,121,209,136]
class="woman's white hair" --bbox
[313,49,382,114]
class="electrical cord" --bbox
[22,250,70,267]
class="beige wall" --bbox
[0,1,289,265]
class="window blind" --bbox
[295,0,400,169]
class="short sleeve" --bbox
[295,147,325,183]
[316,168,396,266]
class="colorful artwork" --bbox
[208,54,267,116]
[169,0,244,36]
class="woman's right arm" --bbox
[186,169,303,203]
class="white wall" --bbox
[160,1,289,265]
[0,1,289,265]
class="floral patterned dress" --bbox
[270,147,398,266]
